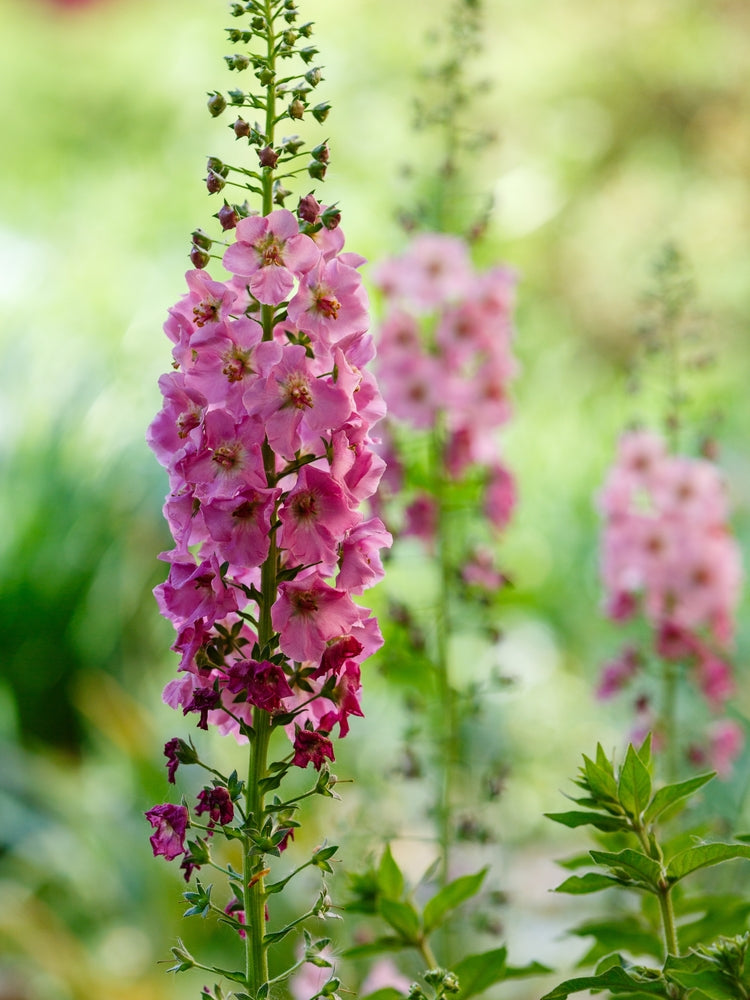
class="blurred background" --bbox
[1,0,749,996]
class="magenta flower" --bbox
[145,803,189,860]
[291,727,335,770]
[272,576,362,662]
[195,786,234,831]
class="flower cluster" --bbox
[597,428,743,772]
[146,202,390,864]
[372,233,517,570]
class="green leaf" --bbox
[452,946,507,998]
[637,732,653,768]
[664,954,737,1000]
[546,810,629,832]
[360,990,404,1000]
[541,965,669,1000]
[554,873,625,894]
[342,936,410,960]
[423,868,488,933]
[582,753,619,806]
[618,744,652,822]
[569,917,664,962]
[667,843,750,883]
[643,772,715,824]
[505,961,551,980]
[589,849,662,891]
[378,845,405,901]
[378,898,420,943]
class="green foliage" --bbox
[546,742,750,1000]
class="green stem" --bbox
[262,0,277,216]
[432,418,457,891]
[657,885,679,957]
[661,659,679,784]
[417,935,440,971]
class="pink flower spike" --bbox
[145,803,189,861]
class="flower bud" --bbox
[225,53,250,71]
[230,2,244,14]
[321,204,341,230]
[273,180,291,205]
[169,938,196,973]
[191,228,212,250]
[307,159,326,180]
[305,66,323,87]
[217,202,240,231]
[257,66,274,86]
[189,245,210,267]
[251,15,265,30]
[233,117,251,138]
[299,21,314,38]
[206,170,226,194]
[312,101,331,123]
[207,92,227,117]
[288,98,306,120]
[206,156,228,176]
[280,134,304,154]
[257,145,279,168]
[299,44,317,62]
[298,192,321,223]
[311,142,329,163]
[227,87,245,106]
[283,29,298,45]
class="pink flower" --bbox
[145,803,189,860]
[484,463,516,532]
[292,727,335,770]
[195,786,234,831]
[222,209,320,304]
[272,575,362,662]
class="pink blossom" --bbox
[195,785,234,831]
[292,727,335,769]
[272,575,362,662]
[145,803,189,861]
[222,209,320,305]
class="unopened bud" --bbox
[288,99,305,120]
[307,159,326,180]
[312,102,331,123]
[217,203,239,231]
[305,66,322,87]
[299,22,314,38]
[311,142,329,163]
[273,180,291,205]
[257,145,279,168]
[207,92,227,117]
[233,117,251,138]
[299,44,317,62]
[283,29,298,46]
[206,170,226,194]
[191,228,212,250]
[321,204,341,230]
[206,156,227,176]
[298,192,321,223]
[230,2,244,15]
[251,15,264,30]
[257,66,274,86]
[281,134,304,154]
[225,53,250,71]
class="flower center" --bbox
[283,372,314,409]
[292,490,318,520]
[258,234,284,267]
[314,288,341,319]
[222,346,254,383]
[212,442,243,470]
[193,295,222,327]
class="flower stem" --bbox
[657,884,679,957]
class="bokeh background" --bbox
[1,0,749,996]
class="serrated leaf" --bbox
[379,898,420,943]
[643,772,715,824]
[667,843,750,883]
[452,946,507,998]
[378,844,405,901]
[423,868,487,933]
[618,745,652,822]
[554,872,625,894]
[541,965,668,1000]
[546,810,629,832]
[589,849,662,890]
